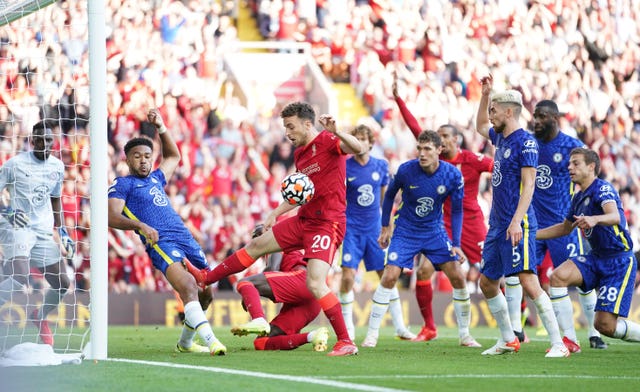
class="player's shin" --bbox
[577,289,599,337]
[550,287,578,341]
[486,293,517,342]
[614,319,640,342]
[339,290,355,340]
[505,276,523,333]
[452,288,471,337]
[533,292,563,345]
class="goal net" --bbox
[0,0,98,358]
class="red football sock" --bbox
[205,248,255,284]
[253,334,308,350]
[319,292,351,342]
[416,280,436,331]
[236,281,265,320]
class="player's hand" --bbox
[318,114,337,134]
[572,215,597,230]
[147,108,165,129]
[451,247,466,264]
[2,207,30,228]
[58,227,76,259]
[139,223,159,245]
[392,71,399,98]
[480,74,493,96]
[251,224,265,239]
[378,226,392,248]
[506,221,523,247]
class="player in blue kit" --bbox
[339,124,415,344]
[475,75,567,357]
[539,148,640,343]
[362,130,480,348]
[529,100,605,351]
[108,108,226,356]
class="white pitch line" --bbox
[323,374,640,381]
[107,358,410,392]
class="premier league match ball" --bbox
[281,172,315,206]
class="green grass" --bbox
[2,326,640,391]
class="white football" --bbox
[281,172,315,206]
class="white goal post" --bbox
[0,0,108,360]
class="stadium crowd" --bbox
[0,0,639,296]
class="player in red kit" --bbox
[187,101,364,356]
[393,73,493,342]
[230,225,328,352]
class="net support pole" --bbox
[87,0,108,360]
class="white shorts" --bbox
[0,227,61,269]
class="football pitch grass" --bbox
[2,325,640,391]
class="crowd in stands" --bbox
[0,0,639,295]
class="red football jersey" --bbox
[294,130,348,223]
[442,149,493,216]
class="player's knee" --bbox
[548,269,569,287]
[594,318,616,337]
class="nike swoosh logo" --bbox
[409,185,419,189]
[348,177,356,182]
[311,249,322,253]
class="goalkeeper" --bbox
[0,121,75,346]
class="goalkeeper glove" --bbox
[58,227,76,259]
[0,207,30,228]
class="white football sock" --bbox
[505,276,523,333]
[184,301,217,349]
[366,285,392,337]
[339,290,355,340]
[178,321,197,348]
[533,292,563,345]
[389,287,408,334]
[486,293,516,342]
[614,319,640,342]
[453,288,471,337]
[578,288,599,337]
[550,286,577,341]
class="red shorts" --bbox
[265,267,320,334]
[447,213,487,264]
[272,215,345,265]
[537,250,553,286]
[270,302,321,335]
[264,269,315,304]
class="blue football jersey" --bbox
[534,132,585,226]
[568,178,634,258]
[382,160,463,244]
[488,128,538,230]
[108,169,194,244]
[345,156,390,231]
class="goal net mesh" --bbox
[0,0,89,355]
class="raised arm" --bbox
[475,74,493,139]
[392,72,422,139]
[148,108,181,181]
[318,114,365,154]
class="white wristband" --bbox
[157,125,167,134]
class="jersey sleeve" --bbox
[520,138,538,168]
[381,170,403,227]
[50,161,65,198]
[108,177,130,200]
[394,95,422,139]
[449,170,464,247]
[381,160,390,186]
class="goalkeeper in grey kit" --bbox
[0,120,75,346]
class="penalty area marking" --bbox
[107,358,409,392]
